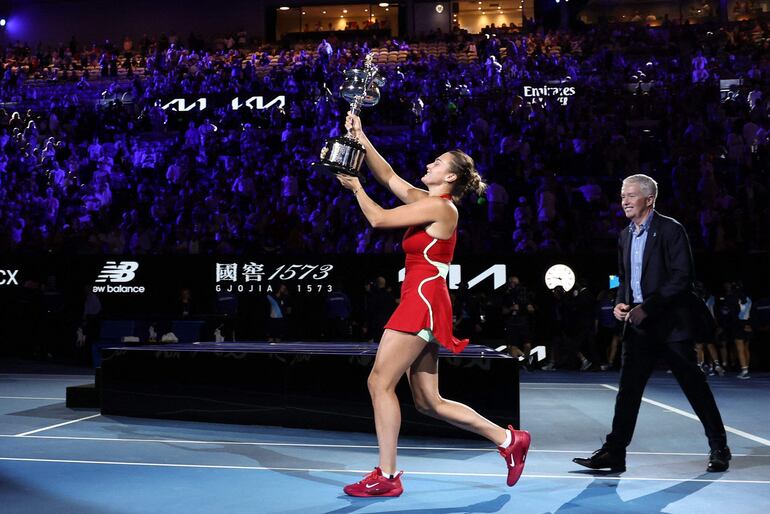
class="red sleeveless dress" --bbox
[384,196,469,354]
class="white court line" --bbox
[601,384,770,447]
[521,387,611,390]
[0,374,91,380]
[2,434,768,458]
[0,457,767,484]
[520,382,616,387]
[15,414,101,437]
[0,396,65,401]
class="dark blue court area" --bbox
[1,366,768,514]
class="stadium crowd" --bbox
[0,20,769,257]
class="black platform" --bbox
[65,369,102,408]
[99,341,520,438]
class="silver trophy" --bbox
[312,54,385,180]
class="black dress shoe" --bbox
[573,448,626,472]
[707,446,731,472]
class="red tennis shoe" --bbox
[343,467,404,497]
[498,426,531,486]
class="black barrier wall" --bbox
[2,253,769,364]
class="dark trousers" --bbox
[605,326,727,453]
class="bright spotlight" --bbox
[0,19,6,27]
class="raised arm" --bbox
[336,174,457,234]
[346,114,427,204]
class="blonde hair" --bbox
[447,149,487,200]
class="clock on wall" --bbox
[544,264,576,292]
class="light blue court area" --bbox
[1,369,769,514]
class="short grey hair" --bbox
[623,174,658,199]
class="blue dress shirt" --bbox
[630,212,654,304]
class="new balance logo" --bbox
[95,261,139,283]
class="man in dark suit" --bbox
[573,174,730,473]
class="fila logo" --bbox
[96,261,139,283]
[0,269,19,285]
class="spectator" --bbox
[364,276,397,343]
[324,284,352,340]
[500,276,534,360]
[266,284,291,342]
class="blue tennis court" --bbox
[1,369,768,513]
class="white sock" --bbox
[499,429,512,448]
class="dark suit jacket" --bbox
[616,210,698,342]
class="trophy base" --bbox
[311,161,366,183]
